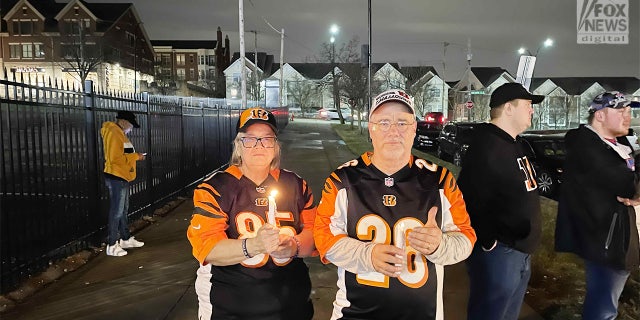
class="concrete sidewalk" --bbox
[1,118,543,320]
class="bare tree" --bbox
[247,68,266,103]
[59,20,104,90]
[286,74,318,114]
[316,36,361,124]
[376,66,403,92]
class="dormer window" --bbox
[12,20,34,35]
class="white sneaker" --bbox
[106,243,128,256]
[120,236,144,249]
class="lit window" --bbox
[176,54,185,66]
[34,43,44,58]
[22,44,33,58]
[10,44,20,59]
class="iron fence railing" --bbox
[0,77,288,294]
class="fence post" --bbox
[143,92,153,207]
[84,80,102,246]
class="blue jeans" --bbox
[105,176,131,246]
[583,260,630,320]
[466,242,531,320]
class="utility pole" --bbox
[251,30,258,102]
[238,0,247,109]
[367,0,372,139]
[279,28,284,109]
[442,42,449,119]
[466,38,472,121]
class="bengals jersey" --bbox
[187,165,315,320]
[314,152,476,320]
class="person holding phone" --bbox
[101,110,146,257]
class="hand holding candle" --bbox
[267,190,278,226]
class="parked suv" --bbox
[520,131,567,199]
[436,122,476,167]
[414,112,446,149]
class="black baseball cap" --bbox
[236,107,278,133]
[116,110,140,128]
[489,83,545,108]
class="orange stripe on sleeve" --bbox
[187,184,230,265]
[314,175,347,264]
[442,171,477,246]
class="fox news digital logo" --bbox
[577,0,628,44]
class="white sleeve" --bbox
[426,232,473,266]
[325,237,377,274]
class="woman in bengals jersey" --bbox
[314,90,476,320]
[187,107,316,320]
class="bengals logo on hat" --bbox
[237,107,278,133]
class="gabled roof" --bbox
[401,66,439,86]
[151,40,217,49]
[287,63,334,80]
[531,77,640,95]
[371,62,400,73]
[231,52,275,75]
[81,2,133,32]
[2,0,133,33]
[471,67,512,87]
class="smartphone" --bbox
[142,152,148,156]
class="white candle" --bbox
[267,190,278,225]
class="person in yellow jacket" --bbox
[101,111,146,257]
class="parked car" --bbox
[520,131,566,199]
[414,112,446,149]
[318,108,353,121]
[436,122,476,167]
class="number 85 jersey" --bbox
[314,152,476,320]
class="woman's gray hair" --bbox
[229,133,281,170]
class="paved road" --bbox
[2,119,542,320]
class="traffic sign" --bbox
[465,101,474,109]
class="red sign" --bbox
[466,101,474,109]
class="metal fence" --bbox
[0,76,288,294]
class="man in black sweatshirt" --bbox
[457,83,544,320]
[555,91,638,320]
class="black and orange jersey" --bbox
[187,165,315,319]
[314,152,476,320]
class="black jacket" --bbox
[458,123,541,254]
[555,125,639,271]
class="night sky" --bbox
[90,0,639,81]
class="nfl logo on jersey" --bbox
[384,177,394,187]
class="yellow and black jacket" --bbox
[101,121,139,182]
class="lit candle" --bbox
[267,190,278,226]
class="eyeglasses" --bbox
[370,120,415,132]
[239,136,277,148]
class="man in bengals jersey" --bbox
[314,89,476,320]
[457,83,545,320]
[187,107,316,320]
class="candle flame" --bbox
[270,190,278,197]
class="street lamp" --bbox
[515,37,553,90]
[330,24,339,114]
[518,37,553,56]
